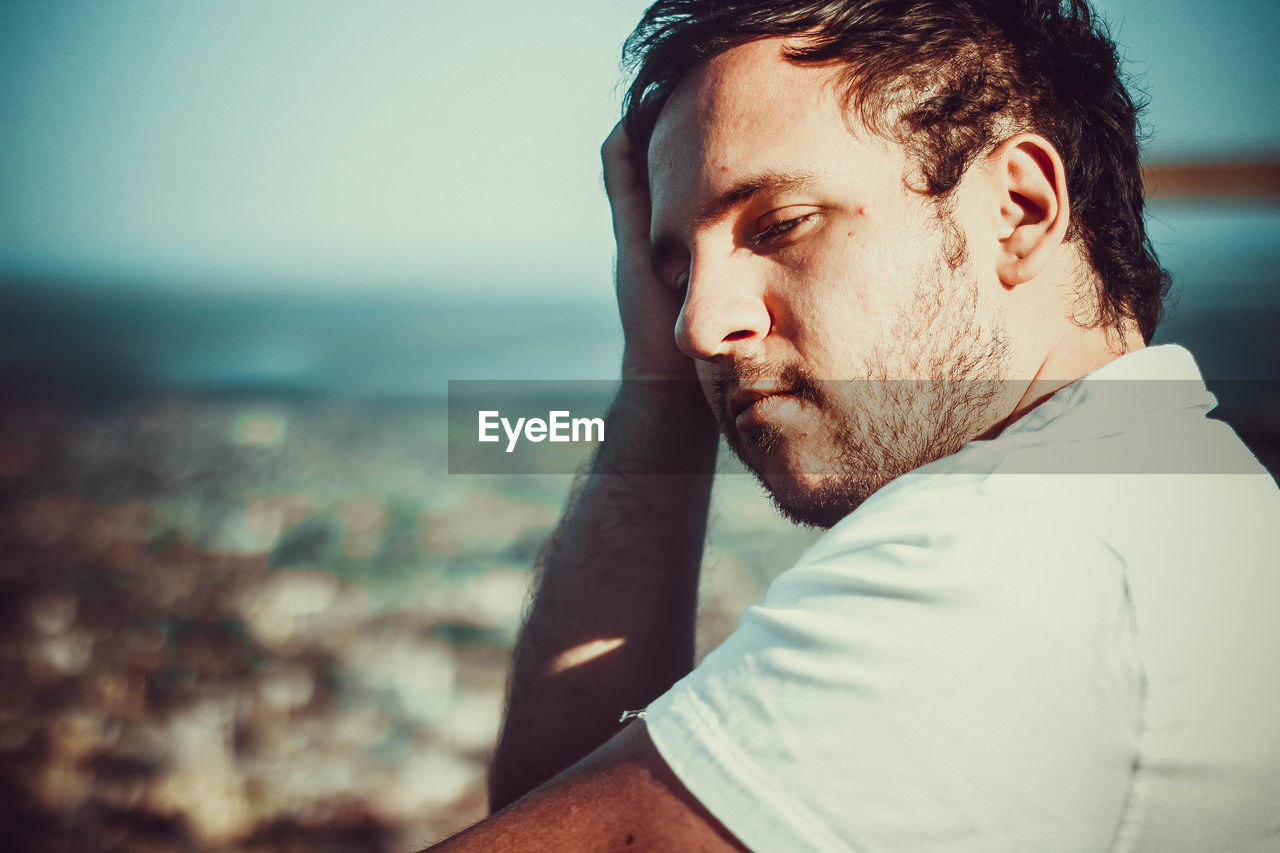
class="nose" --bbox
[673,258,770,360]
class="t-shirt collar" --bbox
[999,344,1211,441]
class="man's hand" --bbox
[602,121,694,381]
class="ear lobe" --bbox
[993,134,1070,286]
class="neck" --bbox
[999,318,1145,433]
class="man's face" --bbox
[647,38,1013,527]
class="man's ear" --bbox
[989,133,1070,286]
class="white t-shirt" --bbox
[645,345,1280,852]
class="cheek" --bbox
[788,224,943,374]
[789,231,908,327]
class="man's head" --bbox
[625,0,1170,342]
[623,0,1170,527]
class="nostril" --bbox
[723,330,753,342]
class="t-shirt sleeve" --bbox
[643,485,1143,853]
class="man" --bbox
[428,1,1280,850]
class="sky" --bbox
[1,0,1277,298]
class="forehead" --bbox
[646,38,887,222]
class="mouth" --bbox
[728,384,802,434]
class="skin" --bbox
[424,37,1141,851]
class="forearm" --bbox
[488,379,718,811]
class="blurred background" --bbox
[1,1,1277,850]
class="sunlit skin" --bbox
[645,38,1140,525]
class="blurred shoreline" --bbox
[0,279,626,400]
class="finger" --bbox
[601,121,645,201]
[602,123,653,246]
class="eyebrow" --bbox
[650,168,821,276]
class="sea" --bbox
[0,280,631,400]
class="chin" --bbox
[758,469,881,529]
[725,382,985,527]
[736,440,883,529]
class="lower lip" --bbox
[734,393,801,433]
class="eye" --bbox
[672,269,690,293]
[752,210,820,248]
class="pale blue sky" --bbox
[1,0,1277,297]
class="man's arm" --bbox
[434,720,747,852]
[486,124,721,811]
[487,384,717,809]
